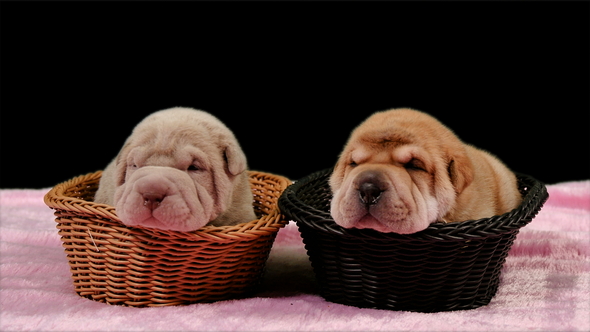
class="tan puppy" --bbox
[329,108,522,234]
[94,107,256,232]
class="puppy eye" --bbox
[405,159,426,172]
[187,164,200,171]
[349,161,358,167]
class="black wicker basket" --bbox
[278,168,548,312]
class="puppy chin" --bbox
[350,215,393,233]
[348,215,430,234]
[129,216,208,232]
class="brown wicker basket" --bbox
[278,168,548,312]
[44,170,290,307]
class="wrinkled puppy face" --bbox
[113,109,246,232]
[329,109,473,234]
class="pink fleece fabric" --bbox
[1,180,589,331]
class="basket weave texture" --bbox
[278,168,548,312]
[44,171,290,307]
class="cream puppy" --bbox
[329,108,522,234]
[94,107,256,232]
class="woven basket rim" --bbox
[44,170,291,239]
[279,168,549,242]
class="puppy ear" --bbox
[224,142,247,175]
[447,151,473,195]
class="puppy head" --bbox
[329,108,473,234]
[113,107,248,232]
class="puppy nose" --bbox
[142,192,164,210]
[358,182,383,205]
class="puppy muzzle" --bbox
[115,166,213,232]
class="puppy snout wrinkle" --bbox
[359,182,383,205]
[143,192,164,210]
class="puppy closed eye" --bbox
[404,158,427,172]
[349,161,359,168]
[187,164,200,171]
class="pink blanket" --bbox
[1,180,589,331]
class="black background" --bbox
[1,2,588,189]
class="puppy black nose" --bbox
[358,182,383,205]
[142,193,164,210]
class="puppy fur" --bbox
[329,108,522,234]
[94,107,256,232]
